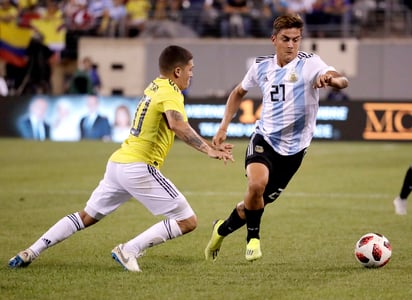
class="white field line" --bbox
[1,190,391,199]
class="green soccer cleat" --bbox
[204,219,225,261]
[245,238,262,261]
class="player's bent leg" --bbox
[116,214,193,271]
[177,215,197,234]
[204,219,225,261]
[79,210,100,227]
[9,211,89,269]
[205,202,247,261]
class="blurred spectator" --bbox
[63,0,95,31]
[0,0,18,23]
[1,0,59,95]
[61,0,94,59]
[352,0,376,28]
[324,0,351,37]
[99,0,127,37]
[17,0,39,11]
[28,0,65,94]
[272,0,289,17]
[18,96,50,140]
[139,0,197,38]
[18,0,41,28]
[306,0,329,37]
[88,0,112,35]
[168,0,182,22]
[181,0,205,36]
[69,56,102,94]
[66,56,96,94]
[151,0,168,20]
[14,35,56,95]
[31,36,54,94]
[125,0,151,37]
[31,0,66,52]
[249,0,273,37]
[201,0,224,37]
[284,0,315,36]
[220,0,252,38]
[111,104,131,143]
[285,0,314,14]
[1,19,32,94]
[79,95,111,140]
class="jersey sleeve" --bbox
[241,60,258,91]
[160,91,188,122]
[307,54,337,82]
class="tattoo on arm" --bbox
[181,127,208,152]
[169,110,184,122]
[169,111,209,153]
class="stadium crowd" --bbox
[0,0,411,95]
[1,0,410,40]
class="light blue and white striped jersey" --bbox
[241,51,335,155]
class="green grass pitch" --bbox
[1,139,411,300]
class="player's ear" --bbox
[174,67,182,78]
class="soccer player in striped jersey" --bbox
[205,14,349,262]
[9,45,234,272]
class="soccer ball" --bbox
[354,233,392,268]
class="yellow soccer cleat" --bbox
[245,238,262,261]
[204,219,225,261]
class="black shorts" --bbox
[245,133,307,205]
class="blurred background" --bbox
[0,0,411,141]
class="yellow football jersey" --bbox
[109,77,187,168]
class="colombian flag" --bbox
[0,22,32,67]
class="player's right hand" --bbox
[212,128,227,146]
[207,148,234,165]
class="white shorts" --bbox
[84,161,195,221]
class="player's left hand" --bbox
[212,128,227,146]
[213,142,234,152]
[314,73,333,88]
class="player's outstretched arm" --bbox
[213,83,247,146]
[314,71,349,89]
[164,110,234,163]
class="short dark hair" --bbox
[159,45,193,74]
[272,14,304,36]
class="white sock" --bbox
[123,219,182,255]
[29,212,85,257]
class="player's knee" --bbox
[247,180,266,197]
[79,210,99,227]
[178,215,197,234]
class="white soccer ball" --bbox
[354,233,392,268]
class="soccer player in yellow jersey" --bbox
[8,45,234,272]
